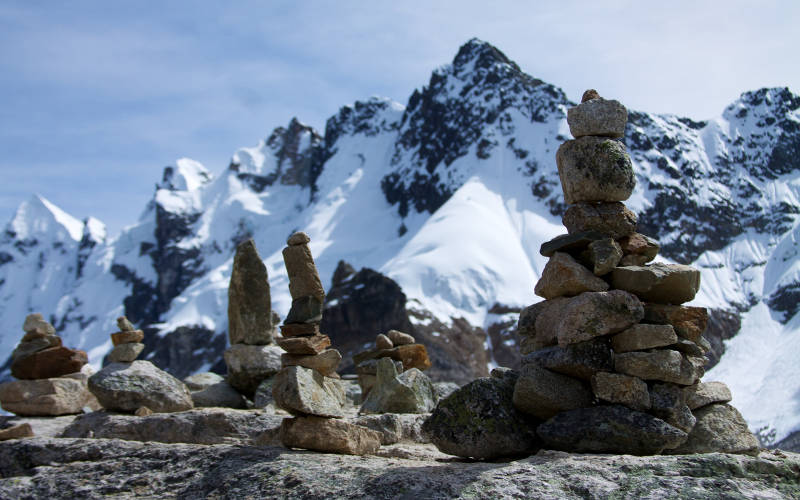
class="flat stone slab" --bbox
[686,381,733,410]
[0,378,101,416]
[352,344,431,371]
[611,324,678,353]
[540,231,607,257]
[643,304,708,342]
[614,350,704,385]
[611,263,701,304]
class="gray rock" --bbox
[670,338,706,356]
[281,349,342,377]
[61,408,283,445]
[386,330,415,346]
[611,263,701,304]
[534,252,609,299]
[223,344,283,396]
[183,372,225,391]
[22,313,55,335]
[107,342,144,363]
[539,231,606,257]
[253,377,275,408]
[88,360,194,413]
[513,363,593,419]
[556,136,635,204]
[587,238,623,275]
[355,358,404,375]
[359,358,436,414]
[523,338,613,380]
[0,378,101,416]
[282,242,325,301]
[375,333,393,350]
[619,233,660,262]
[191,381,247,409]
[516,298,569,352]
[611,324,678,353]
[614,350,703,385]
[279,415,381,455]
[685,381,733,410]
[352,413,429,445]
[669,404,759,456]
[567,97,627,138]
[563,202,638,239]
[434,381,460,401]
[555,290,644,347]
[620,254,650,266]
[276,334,331,355]
[287,231,310,245]
[422,374,540,460]
[643,303,708,342]
[537,404,687,455]
[591,372,650,411]
[228,239,274,345]
[11,336,62,363]
[284,295,324,324]
[649,383,696,433]
[116,316,136,332]
[272,365,345,417]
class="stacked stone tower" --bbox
[107,316,145,363]
[513,90,759,455]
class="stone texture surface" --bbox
[563,202,638,239]
[614,350,703,385]
[537,405,687,455]
[386,330,415,346]
[61,408,283,445]
[11,346,88,380]
[611,263,701,304]
[183,372,224,391]
[567,97,627,138]
[282,244,325,301]
[375,334,393,350]
[553,290,644,347]
[117,316,136,332]
[279,415,381,455]
[287,231,310,245]
[359,358,436,414]
[280,349,342,377]
[513,363,593,419]
[516,298,568,352]
[11,336,63,362]
[591,372,651,411]
[107,342,144,363]
[22,313,56,335]
[669,404,760,456]
[0,438,797,498]
[228,239,274,345]
[539,231,606,257]
[110,330,144,346]
[587,238,623,275]
[611,324,678,353]
[534,252,609,299]
[352,344,431,371]
[643,304,708,342]
[223,344,283,396]
[0,378,101,416]
[276,335,331,355]
[88,360,194,413]
[252,377,276,409]
[0,423,34,441]
[686,381,733,410]
[272,366,345,417]
[556,136,635,204]
[279,323,320,338]
[649,383,697,433]
[619,233,660,262]
[191,381,247,409]
[284,295,324,324]
[522,338,613,380]
[422,374,540,460]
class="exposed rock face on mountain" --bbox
[1,38,800,445]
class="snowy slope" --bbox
[1,39,799,443]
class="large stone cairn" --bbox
[223,239,282,397]
[513,90,759,456]
[272,232,381,455]
[0,313,99,416]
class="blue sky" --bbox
[1,1,798,237]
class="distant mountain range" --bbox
[1,38,799,447]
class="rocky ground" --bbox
[0,411,799,499]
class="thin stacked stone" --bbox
[352,329,431,398]
[272,232,380,455]
[513,90,758,456]
[107,316,145,363]
[223,239,282,397]
[0,313,99,416]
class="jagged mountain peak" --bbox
[5,194,84,243]
[158,158,212,192]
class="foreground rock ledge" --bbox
[0,438,797,499]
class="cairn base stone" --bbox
[191,380,247,409]
[0,378,101,416]
[88,360,194,413]
[279,416,381,455]
[668,404,759,456]
[272,365,345,417]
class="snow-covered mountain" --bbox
[1,39,799,446]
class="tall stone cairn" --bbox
[272,232,381,455]
[107,316,145,363]
[514,90,759,456]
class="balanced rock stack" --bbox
[512,90,758,456]
[273,232,381,455]
[352,329,432,398]
[223,239,282,397]
[0,313,99,416]
[88,315,193,414]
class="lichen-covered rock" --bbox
[279,415,381,455]
[618,233,660,262]
[534,252,609,299]
[522,338,613,380]
[556,136,635,204]
[422,374,540,460]
[669,404,759,456]
[88,360,194,413]
[513,363,593,420]
[228,239,274,345]
[649,383,697,433]
[591,372,651,411]
[0,378,100,416]
[554,290,644,347]
[359,358,436,414]
[537,404,687,455]
[563,202,638,239]
[567,97,627,138]
[223,344,283,396]
[611,263,701,304]
[272,366,345,418]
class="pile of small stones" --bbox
[353,329,431,397]
[107,317,144,363]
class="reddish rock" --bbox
[276,335,331,355]
[11,346,88,380]
[279,323,321,338]
[352,344,431,371]
[643,304,708,342]
[111,330,145,346]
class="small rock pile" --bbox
[352,329,432,398]
[88,316,193,414]
[513,89,758,456]
[223,239,282,398]
[0,313,99,416]
[272,232,381,455]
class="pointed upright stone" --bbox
[228,239,274,345]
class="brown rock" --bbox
[279,415,381,455]
[581,89,600,102]
[619,254,650,266]
[375,334,393,350]
[0,378,101,416]
[567,97,627,138]
[512,363,593,419]
[611,324,678,353]
[110,329,145,346]
[643,304,708,342]
[563,202,638,239]
[670,338,707,356]
[539,231,606,257]
[117,316,136,332]
[591,372,650,411]
[107,343,145,363]
[668,404,759,456]
[287,231,311,246]
[352,344,432,371]
[586,238,623,275]
[517,298,569,352]
[0,423,34,441]
[11,335,62,362]
[618,233,659,262]
[22,313,55,335]
[281,349,342,376]
[611,263,701,304]
[280,323,321,338]
[282,244,325,301]
[614,350,703,385]
[11,346,88,380]
[228,239,274,345]
[386,330,415,346]
[555,290,644,347]
[135,406,154,417]
[277,335,331,355]
[285,295,324,324]
[556,136,635,204]
[534,252,609,299]
[685,381,733,410]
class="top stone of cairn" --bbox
[567,90,628,139]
